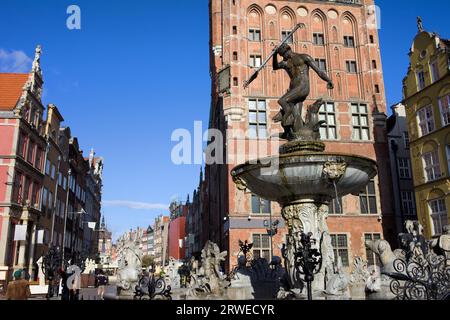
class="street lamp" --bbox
[62,208,86,266]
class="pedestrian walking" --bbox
[5,270,31,300]
[95,269,108,300]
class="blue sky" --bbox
[0,0,449,240]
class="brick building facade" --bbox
[206,0,396,272]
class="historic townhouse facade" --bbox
[0,47,47,282]
[387,103,418,234]
[207,0,395,271]
[402,23,450,239]
[0,46,104,284]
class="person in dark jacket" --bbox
[95,269,108,300]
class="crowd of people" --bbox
[3,267,109,301]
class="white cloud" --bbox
[102,200,168,211]
[0,49,32,73]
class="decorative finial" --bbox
[417,16,424,33]
[32,45,42,74]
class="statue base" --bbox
[280,140,325,155]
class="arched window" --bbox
[422,141,441,182]
[427,189,447,236]
[311,13,325,45]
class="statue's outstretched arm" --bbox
[305,55,334,89]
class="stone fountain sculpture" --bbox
[186,241,229,299]
[232,44,378,297]
[115,237,143,298]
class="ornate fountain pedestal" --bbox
[231,141,378,296]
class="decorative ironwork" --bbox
[288,232,323,300]
[134,274,172,300]
[384,252,450,300]
[42,246,63,299]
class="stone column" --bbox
[281,200,335,293]
[28,222,37,277]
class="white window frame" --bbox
[438,94,450,127]
[249,55,262,68]
[248,29,261,42]
[430,60,439,83]
[423,150,441,182]
[319,102,337,140]
[416,70,426,91]
[401,191,416,217]
[248,99,267,139]
[351,103,370,141]
[429,198,447,236]
[398,158,411,179]
[403,132,410,149]
[446,145,450,175]
[417,105,435,137]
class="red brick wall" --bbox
[168,216,186,260]
[208,0,395,270]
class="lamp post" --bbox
[292,232,323,301]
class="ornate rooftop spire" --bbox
[417,16,424,33]
[32,45,42,75]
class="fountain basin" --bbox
[231,152,378,205]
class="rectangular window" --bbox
[30,182,38,208]
[372,60,377,69]
[26,141,34,164]
[351,103,370,141]
[314,58,327,71]
[232,26,237,35]
[416,70,426,91]
[401,191,416,217]
[58,173,63,187]
[375,85,380,94]
[35,148,42,170]
[42,187,48,213]
[319,102,337,140]
[251,194,271,214]
[429,198,447,236]
[249,55,262,68]
[51,164,56,180]
[430,61,439,83]
[63,176,68,191]
[233,77,238,87]
[281,30,293,44]
[23,177,31,204]
[365,233,382,266]
[45,160,51,176]
[403,132,410,149]
[233,51,238,61]
[248,29,261,42]
[417,105,435,136]
[248,99,267,139]
[438,94,450,127]
[343,36,355,47]
[329,197,343,215]
[423,150,441,182]
[359,180,378,214]
[313,33,325,45]
[398,158,411,179]
[13,172,23,203]
[48,191,53,212]
[369,35,374,44]
[252,234,271,261]
[17,132,27,158]
[446,145,450,175]
[330,234,349,267]
[346,61,358,73]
